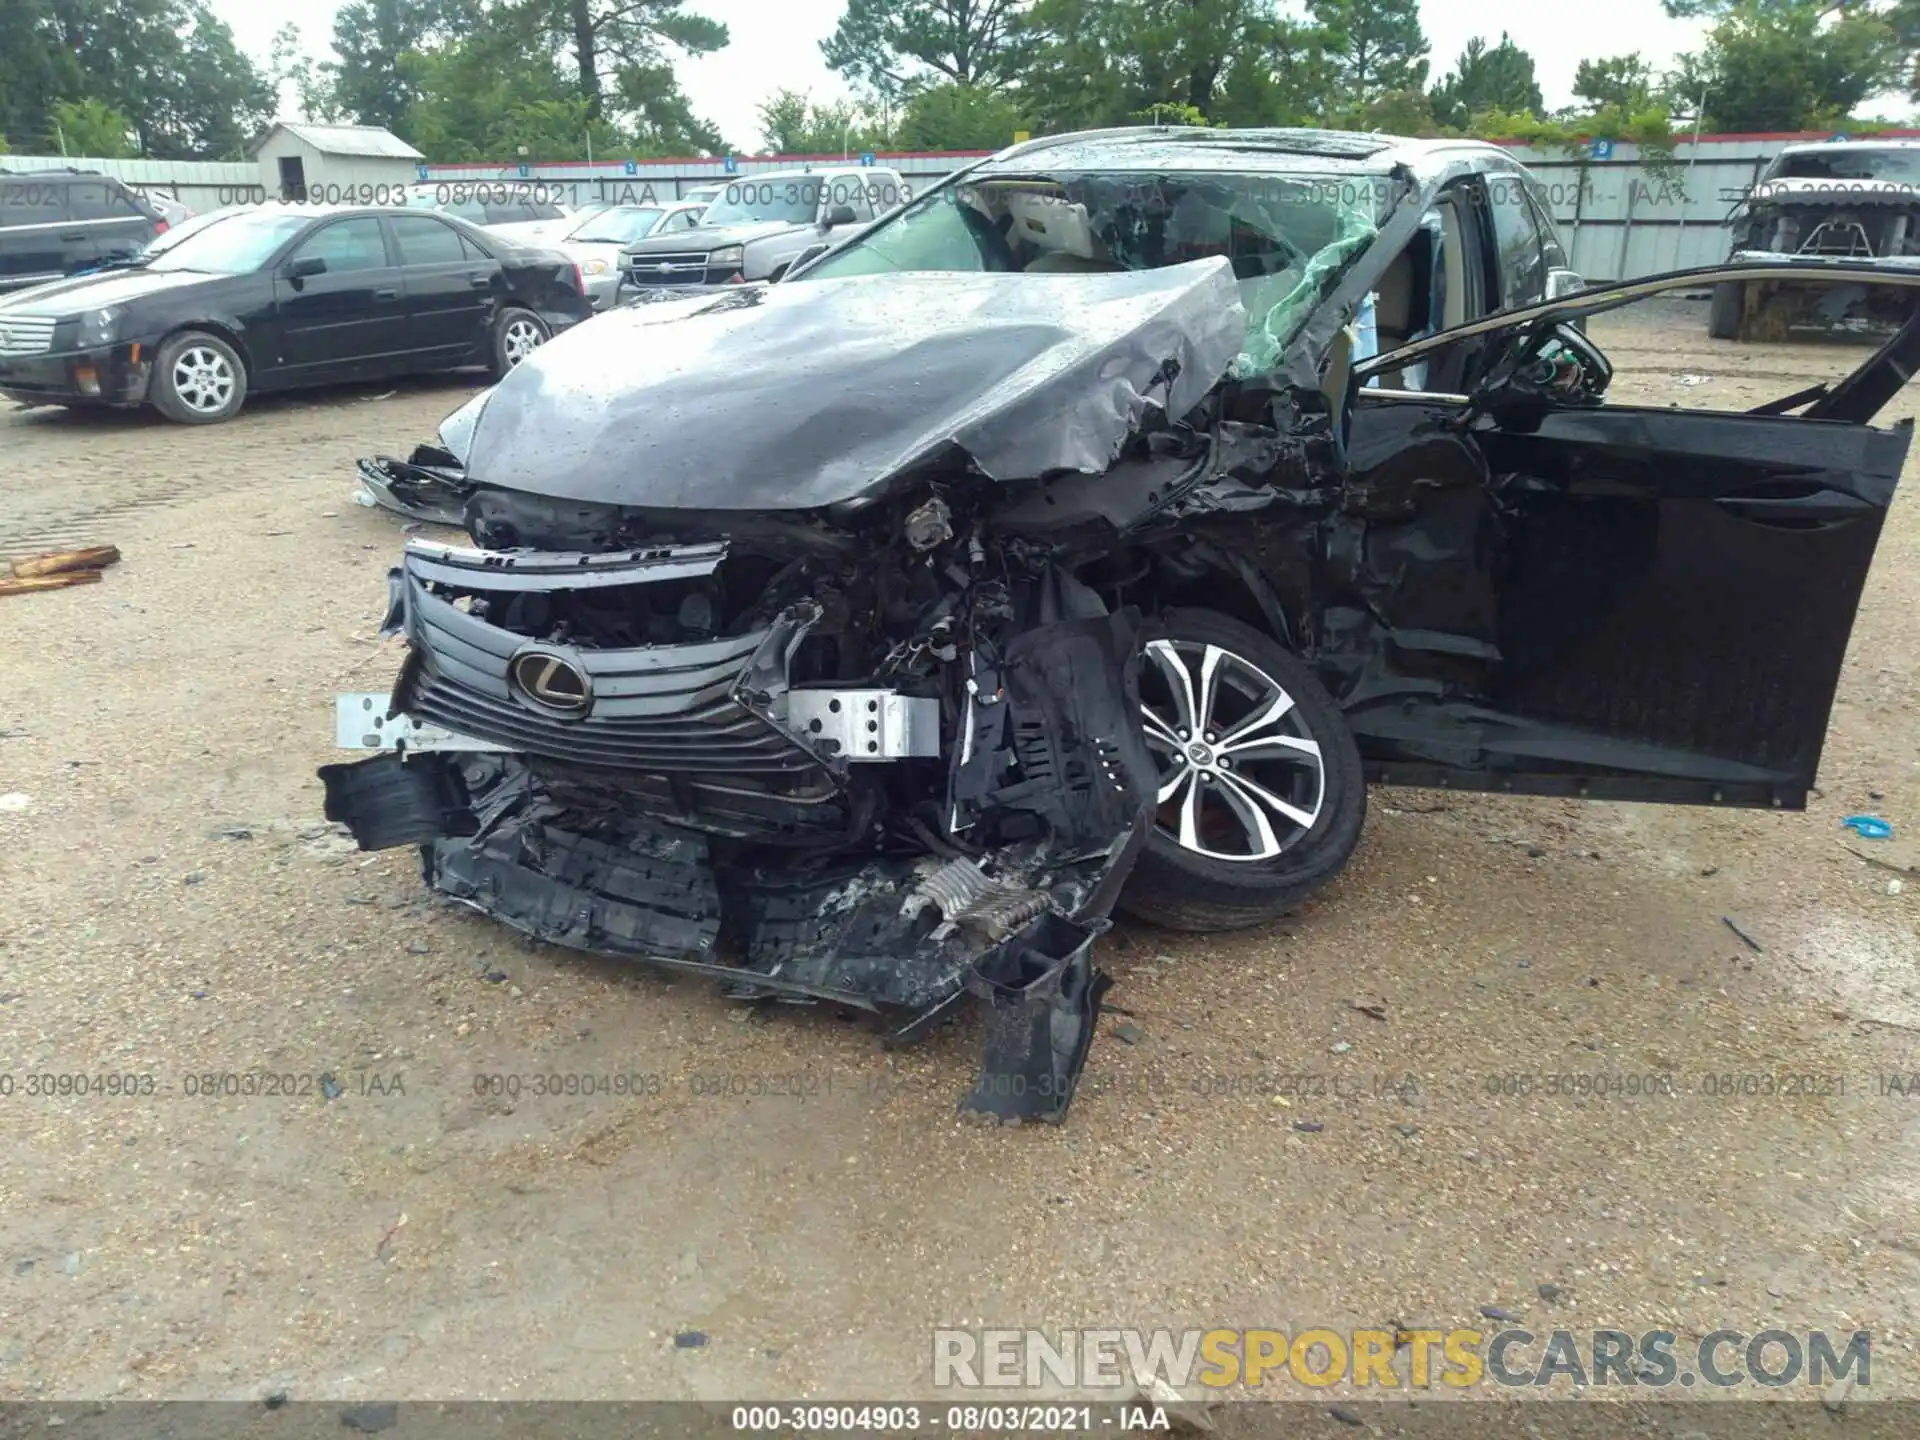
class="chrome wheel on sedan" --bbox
[1141,639,1326,861]
[503,317,544,366]
[150,330,248,424]
[171,345,235,415]
[491,308,551,378]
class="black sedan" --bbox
[0,205,592,423]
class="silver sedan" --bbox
[559,203,707,309]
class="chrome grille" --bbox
[0,316,57,357]
[626,251,712,285]
[396,565,817,775]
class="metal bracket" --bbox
[335,692,509,753]
[781,690,939,761]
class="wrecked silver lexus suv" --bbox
[327,128,1912,1121]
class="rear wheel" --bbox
[1708,281,1744,341]
[150,330,247,424]
[1119,609,1366,932]
[490,308,549,377]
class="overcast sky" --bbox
[211,0,1718,153]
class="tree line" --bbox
[2,0,1918,163]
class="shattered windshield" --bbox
[1774,148,1920,184]
[797,170,1385,374]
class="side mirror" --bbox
[1475,320,1611,413]
[822,204,858,228]
[284,255,327,280]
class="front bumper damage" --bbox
[320,538,1158,1120]
[354,448,472,526]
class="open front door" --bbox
[1343,261,1915,808]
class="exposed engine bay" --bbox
[323,261,1340,1120]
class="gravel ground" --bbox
[0,308,1917,1414]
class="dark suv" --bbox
[0,169,162,294]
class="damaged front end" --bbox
[324,259,1281,1120]
[322,516,1161,1119]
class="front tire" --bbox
[150,330,247,424]
[1119,609,1366,932]
[490,308,549,377]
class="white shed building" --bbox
[249,123,424,203]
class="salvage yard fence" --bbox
[11,127,1917,285]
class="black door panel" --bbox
[388,215,495,366]
[1477,409,1905,793]
[1338,382,1907,805]
[272,217,409,378]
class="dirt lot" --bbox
[1,302,1917,1414]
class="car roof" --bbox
[0,167,131,183]
[743,165,901,181]
[981,126,1508,176]
[1776,138,1920,156]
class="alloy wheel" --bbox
[1140,639,1327,862]
[171,345,236,415]
[502,317,545,367]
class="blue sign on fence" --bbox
[1589,138,1614,161]
[860,151,876,167]
[416,163,429,180]
[517,162,530,178]
[1833,131,1852,143]
[723,155,738,174]
[624,159,637,175]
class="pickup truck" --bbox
[616,165,909,295]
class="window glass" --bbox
[150,209,312,272]
[1486,174,1547,308]
[1519,177,1568,271]
[391,215,467,265]
[68,182,142,221]
[569,207,664,244]
[289,217,388,273]
[459,232,493,261]
[801,169,1388,372]
[830,176,874,222]
[0,181,68,227]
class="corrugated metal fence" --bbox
[12,129,1918,283]
[0,155,262,213]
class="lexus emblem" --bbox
[508,648,592,717]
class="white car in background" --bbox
[401,185,574,246]
[559,201,708,308]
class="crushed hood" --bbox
[449,261,1248,511]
